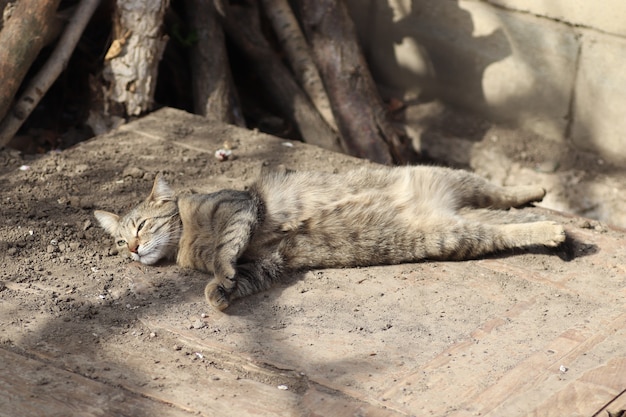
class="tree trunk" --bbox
[185,0,244,126]
[300,0,415,164]
[221,1,342,153]
[102,0,169,118]
[0,0,62,124]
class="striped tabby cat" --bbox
[94,166,566,310]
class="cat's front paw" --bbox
[205,282,231,311]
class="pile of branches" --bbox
[0,0,416,164]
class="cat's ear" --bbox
[148,173,175,204]
[94,210,120,236]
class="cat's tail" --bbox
[458,207,545,224]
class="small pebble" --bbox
[68,196,81,208]
[123,167,144,178]
[214,149,232,161]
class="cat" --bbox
[94,166,566,311]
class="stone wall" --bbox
[346,0,626,163]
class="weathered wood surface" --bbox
[0,347,194,417]
[102,0,169,117]
[0,108,624,416]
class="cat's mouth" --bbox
[134,252,161,265]
[133,245,176,265]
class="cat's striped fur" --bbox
[94,166,566,310]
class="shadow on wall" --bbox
[347,0,583,143]
[350,0,512,113]
[347,0,513,163]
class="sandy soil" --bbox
[0,106,624,416]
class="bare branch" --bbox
[0,0,100,149]
[185,0,244,126]
[261,0,338,132]
[0,0,62,124]
[300,0,417,164]
[222,1,342,153]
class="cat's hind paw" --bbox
[538,221,566,247]
[205,281,230,311]
[506,185,547,206]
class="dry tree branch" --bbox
[0,0,62,124]
[0,0,101,149]
[299,0,416,164]
[221,1,342,153]
[185,0,244,125]
[260,0,338,132]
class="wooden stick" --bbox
[221,1,342,153]
[0,0,100,149]
[299,0,416,164]
[260,0,338,132]
[0,0,62,124]
[185,0,244,126]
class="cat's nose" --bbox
[129,244,139,253]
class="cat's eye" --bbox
[116,239,126,247]
[137,219,147,233]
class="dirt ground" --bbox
[0,106,625,416]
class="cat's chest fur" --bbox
[175,193,226,273]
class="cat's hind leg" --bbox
[423,219,566,261]
[448,170,546,209]
[492,221,566,249]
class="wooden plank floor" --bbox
[0,348,192,417]
[0,108,624,416]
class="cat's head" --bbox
[94,174,182,265]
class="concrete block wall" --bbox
[346,0,626,163]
